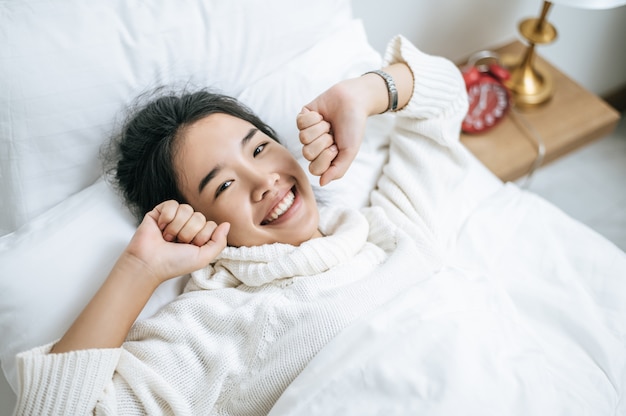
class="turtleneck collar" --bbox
[186,206,370,290]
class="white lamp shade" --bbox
[550,0,626,9]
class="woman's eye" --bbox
[215,180,232,198]
[253,143,267,157]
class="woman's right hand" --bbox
[124,200,230,286]
[51,200,229,354]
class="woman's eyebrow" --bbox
[198,165,221,195]
[197,128,258,195]
[241,127,258,148]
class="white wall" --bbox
[352,0,626,97]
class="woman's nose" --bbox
[251,171,280,202]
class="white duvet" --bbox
[270,184,626,415]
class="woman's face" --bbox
[174,113,321,247]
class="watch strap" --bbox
[363,69,398,113]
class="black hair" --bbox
[103,87,280,222]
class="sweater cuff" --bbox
[14,341,121,416]
[382,35,469,146]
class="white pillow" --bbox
[0,179,190,392]
[0,3,387,394]
[0,0,353,236]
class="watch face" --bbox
[462,78,509,134]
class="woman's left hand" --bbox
[297,63,413,186]
[296,78,370,186]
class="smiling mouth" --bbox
[261,188,295,225]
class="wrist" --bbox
[362,63,414,115]
[113,251,163,293]
[360,72,393,116]
[363,69,398,113]
[51,251,160,353]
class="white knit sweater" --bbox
[14,36,488,415]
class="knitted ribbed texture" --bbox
[383,35,469,146]
[14,35,471,415]
[373,34,470,257]
[188,207,370,289]
[14,345,121,415]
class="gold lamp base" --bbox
[502,46,554,107]
[503,1,557,108]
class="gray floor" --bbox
[519,111,626,252]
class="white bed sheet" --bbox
[270,184,626,415]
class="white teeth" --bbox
[264,191,295,224]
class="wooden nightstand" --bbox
[460,41,621,182]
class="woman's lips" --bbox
[261,188,296,225]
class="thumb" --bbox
[198,222,230,262]
[296,106,323,131]
[319,116,364,186]
[319,147,357,186]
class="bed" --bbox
[1,1,625,414]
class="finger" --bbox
[132,211,163,246]
[320,165,343,187]
[296,107,323,130]
[197,222,230,262]
[150,200,181,230]
[319,147,358,186]
[211,222,231,245]
[161,203,195,242]
[309,144,338,177]
[191,220,223,246]
[176,212,208,244]
[302,133,334,162]
[299,120,331,145]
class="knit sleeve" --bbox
[382,34,468,147]
[370,36,501,259]
[13,342,121,416]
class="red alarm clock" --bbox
[461,51,511,134]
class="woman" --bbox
[15,35,473,414]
